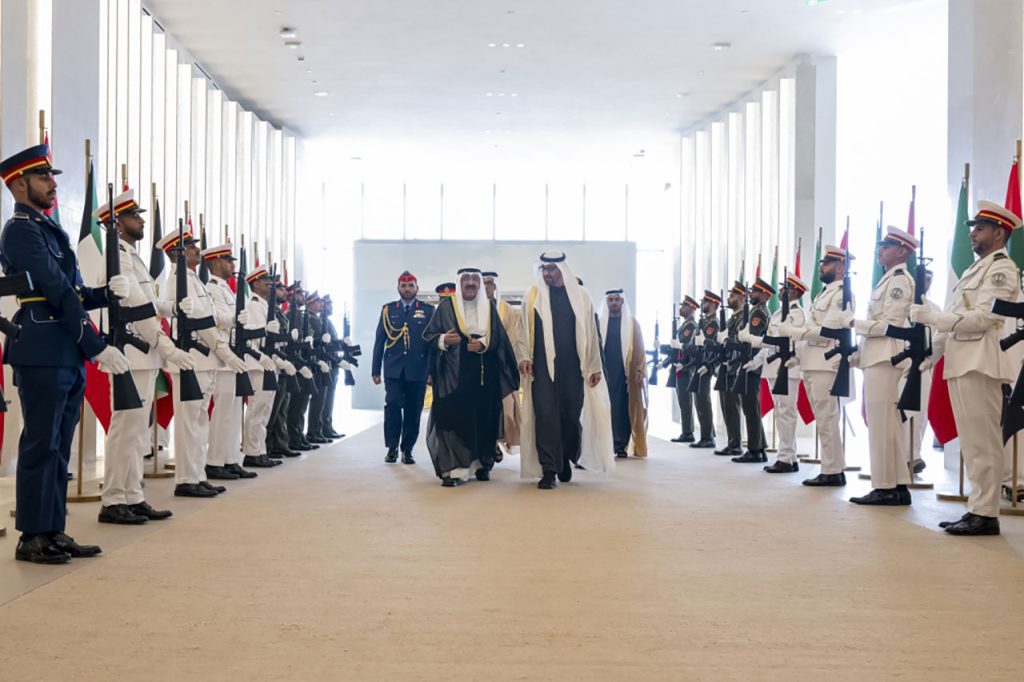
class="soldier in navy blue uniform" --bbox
[0,144,132,564]
[372,271,434,464]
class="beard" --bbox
[27,183,55,210]
[820,271,836,285]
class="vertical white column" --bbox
[792,56,836,268]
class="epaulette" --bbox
[994,253,1008,260]
[119,243,127,252]
[12,212,29,220]
[250,295,260,302]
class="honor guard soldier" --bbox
[241,265,290,468]
[305,292,334,444]
[851,226,917,506]
[372,271,434,464]
[748,273,809,473]
[203,244,256,481]
[912,201,1022,535]
[317,295,345,440]
[780,244,855,487]
[670,295,699,443]
[97,189,195,525]
[731,278,771,463]
[0,144,132,563]
[714,282,747,458]
[285,286,319,451]
[689,290,721,449]
[266,279,301,458]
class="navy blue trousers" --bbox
[14,364,85,536]
[383,373,426,452]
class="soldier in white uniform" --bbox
[203,244,258,481]
[241,265,293,468]
[851,226,917,506]
[906,269,938,474]
[158,230,246,497]
[911,200,1022,536]
[778,245,855,487]
[742,273,809,474]
[97,190,195,524]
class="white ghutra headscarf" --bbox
[452,268,491,344]
[597,288,634,371]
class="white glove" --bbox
[178,297,197,316]
[694,334,704,347]
[108,274,130,299]
[291,328,299,341]
[717,331,728,343]
[918,356,936,373]
[737,328,753,344]
[340,360,352,370]
[95,346,130,374]
[266,320,280,334]
[318,360,330,373]
[236,309,249,325]
[299,366,313,380]
[850,351,861,369]
[343,336,353,345]
[669,339,682,350]
[321,333,331,344]
[274,356,297,376]
[909,304,936,325]
[164,347,196,371]
[742,360,758,372]
[673,363,684,371]
[304,335,314,347]
[259,353,277,372]
[223,352,247,373]
[697,366,708,376]
[785,357,799,369]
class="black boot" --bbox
[538,473,557,489]
[385,447,399,463]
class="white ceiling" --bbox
[143,0,940,144]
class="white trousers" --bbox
[243,369,276,456]
[207,371,243,467]
[865,364,911,488]
[172,369,217,485]
[949,372,1003,517]
[771,377,800,464]
[902,369,931,462]
[803,370,845,475]
[102,368,157,506]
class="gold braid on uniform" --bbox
[380,305,411,352]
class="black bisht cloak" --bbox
[423,297,520,478]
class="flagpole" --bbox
[38,110,45,145]
[121,163,127,191]
[1005,434,1024,516]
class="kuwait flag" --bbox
[79,159,112,431]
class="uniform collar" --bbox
[120,240,139,256]
[13,202,58,228]
[210,274,229,286]
[966,247,1007,274]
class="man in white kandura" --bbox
[515,251,614,489]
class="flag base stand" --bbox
[67,492,102,503]
[858,473,871,481]
[844,465,861,472]
[67,403,102,503]
[1000,507,1024,516]
[164,463,175,471]
[799,456,821,464]
[936,453,968,502]
[907,480,934,490]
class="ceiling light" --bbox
[676,92,690,98]
[329,113,335,117]
[279,27,297,39]
[712,42,731,51]
[488,43,496,47]
[285,40,302,49]
[497,92,505,97]
[305,69,312,74]
[485,92,493,96]
[502,43,511,48]
[297,55,305,61]
[314,91,328,97]
[516,43,525,48]
[509,93,517,97]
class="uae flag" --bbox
[793,239,815,425]
[79,159,112,431]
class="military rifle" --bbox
[230,243,259,397]
[0,272,33,412]
[763,267,795,395]
[172,218,214,401]
[657,310,680,389]
[727,286,753,395]
[820,243,857,397]
[885,230,932,411]
[341,306,359,386]
[713,290,730,392]
[264,266,299,392]
[101,183,151,410]
[992,298,1024,407]
[646,318,661,386]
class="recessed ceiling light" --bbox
[285,40,302,49]
[502,43,511,48]
[712,42,731,51]
[676,92,690,98]
[329,113,335,117]
[314,91,328,97]
[488,43,496,47]
[485,92,493,96]
[305,68,312,74]
[279,27,297,39]
[516,43,525,48]
[497,92,505,97]
[296,55,305,61]
[509,93,517,97]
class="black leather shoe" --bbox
[1002,484,1024,502]
[128,501,173,520]
[244,455,280,468]
[538,473,557,489]
[802,473,846,487]
[494,447,504,463]
[301,440,320,450]
[226,463,257,479]
[281,450,302,458]
[939,513,971,529]
[326,430,344,439]
[764,460,799,473]
[290,442,314,451]
[615,450,628,459]
[205,465,239,480]
[850,488,904,505]
[945,513,1000,536]
[15,536,71,564]
[441,476,463,487]
[475,468,491,482]
[896,484,912,505]
[732,450,767,463]
[51,533,102,558]
[385,448,399,463]
[98,504,149,525]
[401,451,415,465]
[199,481,226,494]
[670,433,691,443]
[689,439,715,448]
[175,483,217,498]
[307,435,329,444]
[557,458,573,483]
[714,447,742,456]
[912,458,926,474]
[267,451,285,459]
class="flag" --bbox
[810,228,823,300]
[905,186,917,271]
[1007,159,1024,271]
[149,194,166,282]
[767,246,780,315]
[871,216,885,289]
[145,192,175,429]
[197,218,209,283]
[42,133,61,223]
[794,239,802,279]
[759,379,774,417]
[754,253,762,280]
[797,381,815,424]
[759,247,780,417]
[930,176,973,445]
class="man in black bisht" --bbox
[423,268,519,487]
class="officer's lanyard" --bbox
[382,303,411,351]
